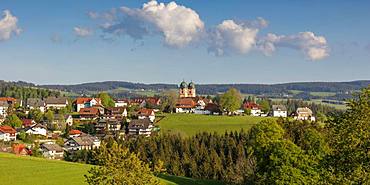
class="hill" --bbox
[157,114,271,137]
[0,152,223,185]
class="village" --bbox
[0,81,317,160]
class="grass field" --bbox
[157,114,270,137]
[0,152,224,185]
[309,91,336,97]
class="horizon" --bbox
[0,0,369,84]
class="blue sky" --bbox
[0,0,369,85]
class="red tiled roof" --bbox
[75,97,101,105]
[243,102,261,110]
[138,108,154,116]
[79,107,99,115]
[69,129,82,135]
[0,97,17,103]
[146,97,161,105]
[176,98,196,108]
[22,119,34,127]
[0,125,16,134]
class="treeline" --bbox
[0,83,61,101]
[40,80,370,96]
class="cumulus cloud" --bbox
[0,10,21,41]
[258,32,329,60]
[73,26,93,37]
[207,20,259,56]
[97,1,204,47]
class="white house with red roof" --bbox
[243,102,262,116]
[75,97,102,112]
[0,126,17,141]
[137,108,155,122]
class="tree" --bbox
[44,110,54,122]
[327,86,370,183]
[29,109,43,123]
[258,98,271,113]
[97,92,115,107]
[160,90,178,113]
[85,142,160,185]
[219,88,242,114]
[3,114,23,128]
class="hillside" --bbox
[157,114,271,137]
[0,152,223,185]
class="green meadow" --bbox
[157,113,270,137]
[0,152,223,185]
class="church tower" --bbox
[179,81,188,98]
[187,81,196,98]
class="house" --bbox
[64,135,101,152]
[294,107,316,121]
[40,143,64,159]
[243,102,262,116]
[0,97,19,106]
[0,101,9,117]
[0,126,17,141]
[272,105,287,117]
[64,114,73,126]
[74,97,102,112]
[129,98,146,107]
[21,119,36,128]
[104,107,127,120]
[45,97,69,110]
[127,119,153,137]
[204,103,222,115]
[114,99,129,107]
[176,98,197,113]
[145,97,161,108]
[79,107,100,120]
[137,108,155,122]
[26,98,46,113]
[95,119,122,136]
[24,123,47,136]
[194,97,212,110]
[69,129,83,138]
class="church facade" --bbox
[179,81,196,98]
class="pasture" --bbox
[157,113,270,137]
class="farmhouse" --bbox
[40,143,64,159]
[137,108,155,122]
[104,107,127,120]
[24,123,47,136]
[243,102,262,116]
[127,119,153,137]
[0,97,18,105]
[272,105,287,117]
[74,97,102,112]
[45,97,69,110]
[26,98,46,113]
[176,98,197,113]
[294,107,316,121]
[64,135,101,152]
[204,103,222,115]
[69,129,83,138]
[0,126,17,141]
[79,107,101,120]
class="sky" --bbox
[0,0,369,85]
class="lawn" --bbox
[0,152,91,185]
[309,91,336,97]
[0,152,223,185]
[157,114,270,137]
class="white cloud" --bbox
[73,26,93,37]
[208,20,259,56]
[99,1,204,47]
[258,32,329,60]
[0,10,21,41]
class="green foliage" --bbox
[3,114,23,128]
[257,99,270,113]
[28,109,43,123]
[219,88,242,113]
[44,110,54,122]
[85,142,160,185]
[0,83,60,103]
[160,90,178,113]
[97,92,115,107]
[327,86,370,183]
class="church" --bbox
[179,81,196,98]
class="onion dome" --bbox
[180,81,188,89]
[188,82,195,89]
